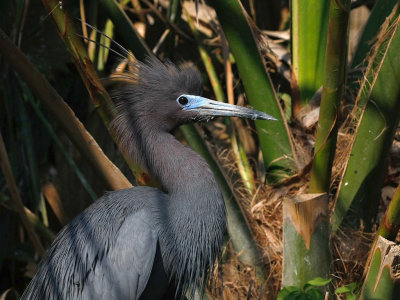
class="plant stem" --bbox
[332,4,400,232]
[282,193,330,288]
[291,0,330,112]
[309,0,351,194]
[359,237,400,299]
[208,0,297,182]
[376,184,400,240]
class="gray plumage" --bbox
[22,57,275,300]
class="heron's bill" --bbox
[177,95,277,121]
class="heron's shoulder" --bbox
[102,186,165,201]
[97,186,166,212]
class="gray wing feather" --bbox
[80,209,158,300]
[21,187,164,300]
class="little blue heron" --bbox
[22,57,276,300]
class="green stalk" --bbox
[332,4,400,232]
[285,0,350,288]
[309,0,351,193]
[167,0,180,24]
[97,19,114,71]
[98,0,151,61]
[231,130,255,193]
[363,184,400,283]
[376,184,400,240]
[291,0,330,112]
[359,237,400,300]
[208,0,297,183]
[282,193,330,288]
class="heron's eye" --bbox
[178,96,188,106]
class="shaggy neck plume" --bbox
[112,110,226,298]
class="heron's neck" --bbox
[133,126,226,297]
[143,128,226,292]
[143,129,220,201]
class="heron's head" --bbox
[112,57,276,133]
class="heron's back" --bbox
[22,187,166,300]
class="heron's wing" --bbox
[82,209,158,300]
[21,187,166,300]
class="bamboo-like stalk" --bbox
[208,0,297,183]
[332,4,400,232]
[363,184,400,281]
[309,0,351,194]
[376,184,400,240]
[283,0,350,288]
[359,236,400,299]
[282,193,330,288]
[0,28,132,191]
[291,0,330,113]
[0,132,45,256]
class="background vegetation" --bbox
[0,0,399,299]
